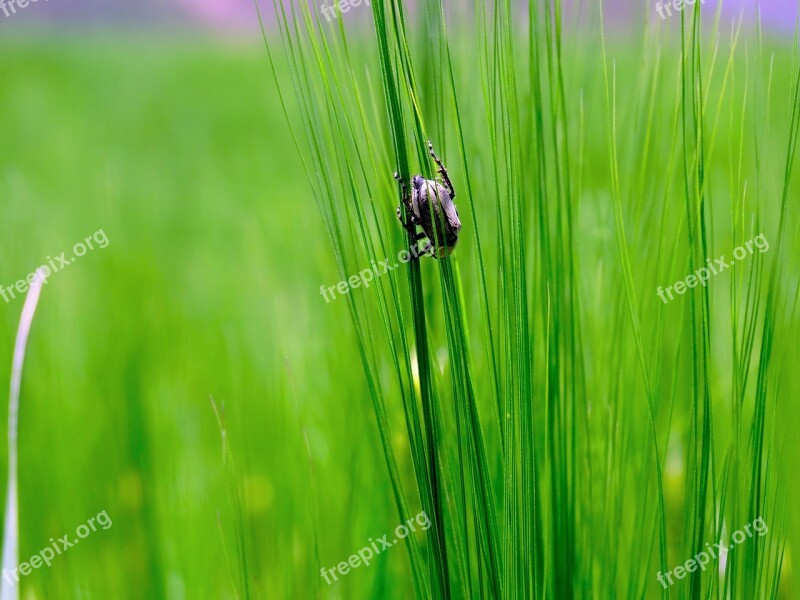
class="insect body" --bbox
[394,141,461,258]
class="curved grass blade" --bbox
[1,269,46,600]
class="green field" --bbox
[0,5,799,598]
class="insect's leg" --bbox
[419,239,437,259]
[393,171,411,205]
[394,172,417,234]
[427,141,456,200]
[405,232,431,259]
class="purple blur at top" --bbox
[716,0,797,32]
[176,0,797,33]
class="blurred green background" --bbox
[0,36,387,598]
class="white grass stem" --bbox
[1,270,46,600]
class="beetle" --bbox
[394,141,461,259]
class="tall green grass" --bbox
[266,0,799,597]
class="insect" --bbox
[394,141,461,259]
